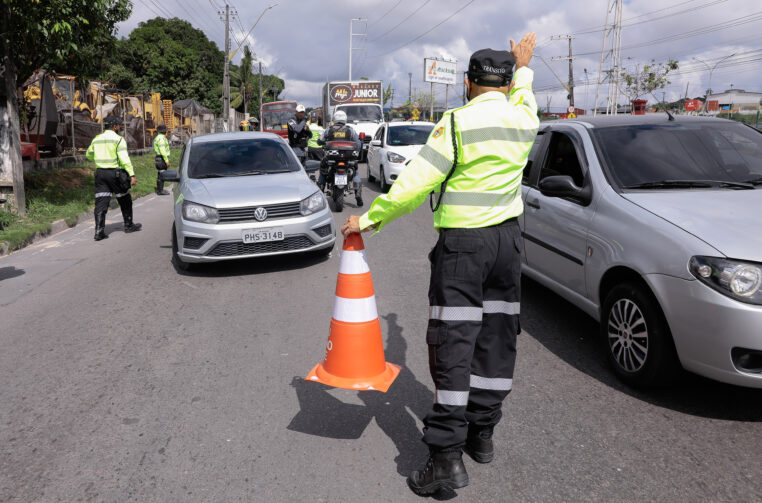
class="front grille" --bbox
[217,201,301,223]
[184,237,209,250]
[206,235,314,257]
[313,224,332,238]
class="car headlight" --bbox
[387,151,406,164]
[182,200,219,224]
[300,190,327,215]
[689,256,762,304]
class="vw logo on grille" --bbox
[254,207,268,221]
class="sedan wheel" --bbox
[601,283,679,387]
[172,223,194,273]
[380,166,389,193]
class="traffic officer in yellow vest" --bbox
[307,117,325,161]
[341,33,539,495]
[153,124,171,195]
[86,116,142,241]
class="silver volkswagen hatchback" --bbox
[162,132,335,271]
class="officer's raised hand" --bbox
[510,32,536,68]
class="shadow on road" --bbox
[0,266,25,281]
[521,277,762,422]
[288,313,436,477]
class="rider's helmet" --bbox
[333,110,347,123]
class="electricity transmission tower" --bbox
[594,0,623,116]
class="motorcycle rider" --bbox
[317,110,363,207]
[287,104,311,164]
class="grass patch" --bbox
[0,148,180,251]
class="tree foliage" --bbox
[4,0,132,85]
[101,17,225,113]
[620,59,679,102]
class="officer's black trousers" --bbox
[422,218,522,452]
[155,156,168,192]
[94,168,134,224]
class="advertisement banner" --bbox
[423,58,458,85]
[328,82,382,106]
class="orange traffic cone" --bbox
[306,233,401,392]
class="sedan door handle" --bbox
[526,199,541,209]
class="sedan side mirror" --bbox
[160,169,180,182]
[538,175,592,204]
[371,139,381,147]
[304,160,320,173]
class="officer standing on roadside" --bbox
[341,33,538,495]
[307,116,325,161]
[86,116,142,241]
[153,124,170,195]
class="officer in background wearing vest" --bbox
[307,116,325,161]
[153,124,171,196]
[341,33,538,495]
[86,116,143,241]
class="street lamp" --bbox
[692,53,736,114]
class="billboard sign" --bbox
[684,99,702,111]
[424,58,458,85]
[327,82,382,106]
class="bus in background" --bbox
[260,100,297,138]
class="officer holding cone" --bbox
[153,124,170,195]
[341,33,539,495]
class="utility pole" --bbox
[551,35,576,110]
[445,84,449,111]
[221,3,231,131]
[594,0,623,115]
[390,88,395,120]
[430,82,434,121]
[258,62,263,131]
[462,71,467,104]
[349,18,366,81]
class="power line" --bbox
[369,0,403,26]
[378,0,476,56]
[370,0,432,42]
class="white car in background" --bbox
[367,121,434,191]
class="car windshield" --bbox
[262,109,295,131]
[593,122,762,189]
[339,105,383,122]
[188,138,300,178]
[387,125,434,146]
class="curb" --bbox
[0,193,153,258]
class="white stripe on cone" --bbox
[333,295,378,323]
[339,249,370,275]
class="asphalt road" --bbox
[1,168,760,502]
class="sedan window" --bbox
[593,122,762,189]
[188,138,301,179]
[540,132,585,187]
[387,125,434,146]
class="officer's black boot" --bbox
[124,217,142,233]
[407,450,469,496]
[355,182,364,207]
[93,212,108,241]
[156,177,169,196]
[464,425,495,463]
[117,194,142,233]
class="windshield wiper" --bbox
[194,173,229,179]
[742,177,762,186]
[624,180,754,190]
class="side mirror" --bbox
[160,169,180,182]
[538,175,592,204]
[304,160,320,173]
[370,139,381,147]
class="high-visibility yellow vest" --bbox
[85,129,135,176]
[307,123,324,149]
[359,67,539,232]
[153,133,170,162]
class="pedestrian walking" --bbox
[153,124,170,195]
[86,116,142,241]
[341,33,539,495]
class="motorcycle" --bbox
[319,139,361,212]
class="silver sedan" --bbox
[520,115,762,388]
[161,132,335,271]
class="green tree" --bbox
[103,17,225,114]
[1,0,131,215]
[230,47,256,116]
[620,59,679,106]
[383,82,393,107]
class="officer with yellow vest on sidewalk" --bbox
[153,124,170,195]
[86,116,142,241]
[341,33,539,495]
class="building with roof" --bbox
[706,89,762,115]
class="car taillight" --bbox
[359,132,366,139]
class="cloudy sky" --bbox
[117,0,762,112]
